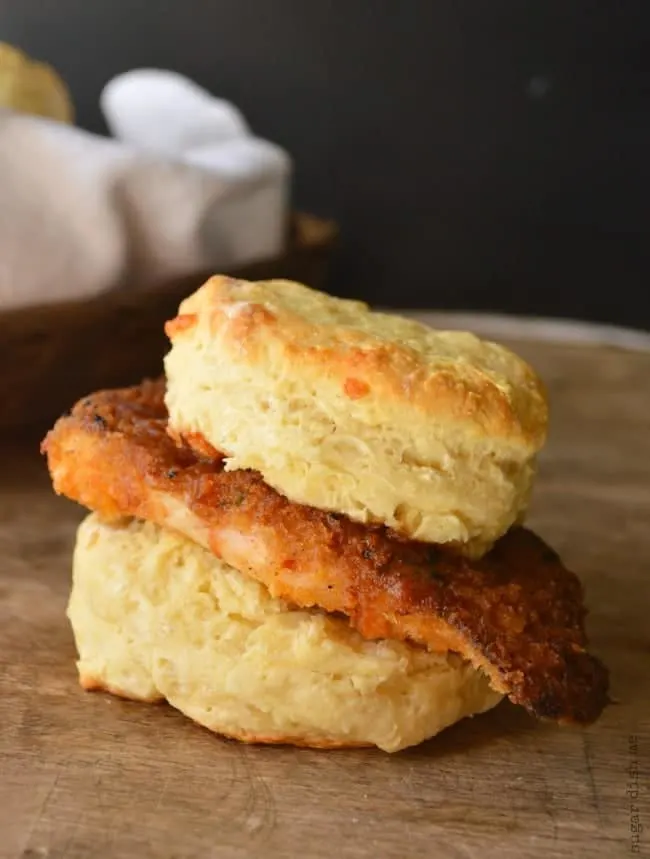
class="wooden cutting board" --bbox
[1,332,648,859]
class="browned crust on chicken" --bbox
[42,380,609,725]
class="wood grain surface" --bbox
[1,332,649,859]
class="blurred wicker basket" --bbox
[0,212,337,431]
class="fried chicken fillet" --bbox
[42,380,609,725]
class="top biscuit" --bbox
[164,276,548,553]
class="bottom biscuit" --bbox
[68,514,502,752]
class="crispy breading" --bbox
[42,380,609,725]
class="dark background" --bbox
[3,0,650,327]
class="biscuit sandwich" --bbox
[42,276,609,753]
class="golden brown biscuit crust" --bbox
[166,276,548,446]
[42,380,609,725]
[79,674,164,704]
[80,675,371,748]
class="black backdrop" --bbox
[3,0,650,327]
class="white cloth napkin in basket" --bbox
[0,69,291,312]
